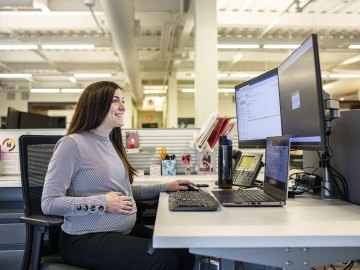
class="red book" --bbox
[219,118,236,137]
[207,117,229,150]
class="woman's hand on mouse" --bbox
[105,191,133,214]
[166,180,195,191]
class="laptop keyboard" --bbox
[169,189,219,211]
[235,189,276,202]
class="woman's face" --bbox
[103,88,126,128]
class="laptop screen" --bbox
[264,136,291,200]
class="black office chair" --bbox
[19,135,86,270]
[19,135,158,270]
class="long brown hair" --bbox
[67,81,137,183]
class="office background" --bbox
[0,0,360,129]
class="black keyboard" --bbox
[169,189,220,211]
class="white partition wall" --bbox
[124,128,209,176]
[0,128,227,186]
[0,129,66,176]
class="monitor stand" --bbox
[321,96,341,200]
[320,158,335,200]
[302,150,336,200]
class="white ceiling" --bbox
[0,0,360,105]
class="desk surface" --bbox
[0,173,218,188]
[4,173,360,249]
[153,186,360,249]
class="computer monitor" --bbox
[18,111,51,129]
[49,116,66,128]
[278,34,326,152]
[5,107,21,129]
[234,68,282,148]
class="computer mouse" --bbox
[183,183,199,191]
[195,183,209,188]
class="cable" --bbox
[88,5,106,35]
[316,134,349,201]
[329,261,355,270]
[344,261,354,270]
[289,168,322,194]
[328,164,348,200]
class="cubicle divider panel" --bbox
[122,128,244,176]
[0,129,67,176]
[123,128,203,175]
[0,128,239,179]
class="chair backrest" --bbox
[19,135,88,270]
[19,135,63,217]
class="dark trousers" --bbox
[59,224,195,270]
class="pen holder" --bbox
[161,160,176,176]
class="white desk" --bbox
[0,174,216,188]
[153,185,360,269]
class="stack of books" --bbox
[194,111,236,152]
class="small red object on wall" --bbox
[147,99,154,106]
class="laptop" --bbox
[212,135,291,206]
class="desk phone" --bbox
[232,153,263,186]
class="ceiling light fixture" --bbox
[217,44,260,49]
[0,74,32,78]
[41,44,95,50]
[263,44,300,49]
[231,53,243,64]
[217,88,235,93]
[229,73,261,78]
[0,45,38,50]
[340,55,360,66]
[181,88,196,93]
[144,85,168,90]
[74,73,112,78]
[181,88,235,93]
[349,45,360,49]
[143,90,166,94]
[329,74,360,78]
[68,76,77,83]
[61,88,83,93]
[321,72,329,78]
[30,88,60,93]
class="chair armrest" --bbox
[136,197,159,208]
[20,215,63,228]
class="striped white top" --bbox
[41,131,166,235]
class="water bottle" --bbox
[218,135,233,189]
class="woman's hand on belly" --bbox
[106,191,133,214]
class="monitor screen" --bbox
[5,107,21,129]
[234,68,282,148]
[278,34,326,152]
[19,111,51,129]
[264,135,291,200]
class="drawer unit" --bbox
[0,187,25,270]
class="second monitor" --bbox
[278,34,327,152]
[234,68,282,148]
